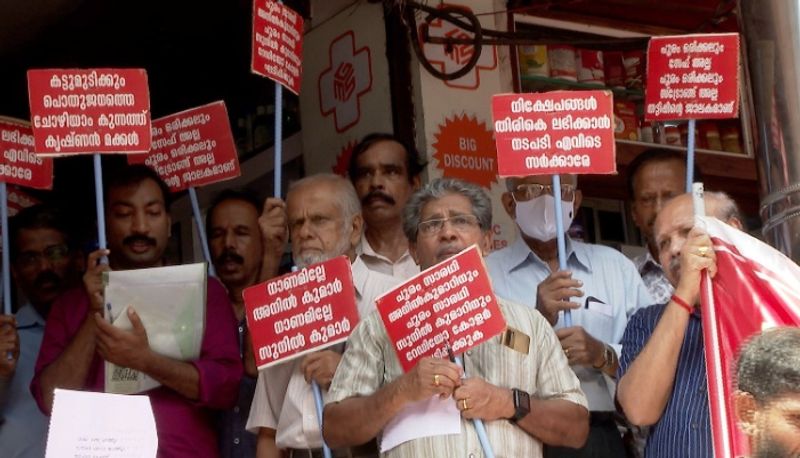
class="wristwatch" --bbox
[510,388,530,423]
[593,344,615,370]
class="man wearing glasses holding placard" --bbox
[486,174,651,458]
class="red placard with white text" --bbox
[377,246,506,372]
[492,91,616,177]
[127,101,240,192]
[27,69,152,155]
[645,34,740,121]
[251,0,304,94]
[244,256,358,370]
[0,117,53,189]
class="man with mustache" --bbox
[246,174,397,458]
[734,327,800,458]
[0,205,83,458]
[348,133,424,280]
[616,191,743,458]
[31,164,242,457]
[485,174,652,457]
[207,189,285,458]
[323,178,589,457]
[627,149,700,305]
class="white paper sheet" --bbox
[45,388,158,458]
[103,263,207,394]
[380,395,462,452]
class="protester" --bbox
[486,174,651,457]
[734,327,800,458]
[348,133,424,280]
[246,174,397,458]
[617,191,744,457]
[627,149,700,304]
[31,164,242,457]
[0,205,84,457]
[207,189,274,457]
[323,177,589,457]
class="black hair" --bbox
[737,327,800,402]
[625,148,703,198]
[8,204,73,261]
[204,188,262,240]
[347,132,426,183]
[104,164,172,210]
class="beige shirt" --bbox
[327,297,588,458]
[357,235,419,281]
[246,257,399,449]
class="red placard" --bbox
[252,0,303,95]
[244,256,358,370]
[377,246,506,373]
[492,91,616,177]
[645,33,740,121]
[27,69,152,156]
[127,101,240,192]
[0,117,53,190]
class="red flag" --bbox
[699,216,800,458]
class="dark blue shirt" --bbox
[618,304,712,458]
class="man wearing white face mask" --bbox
[486,174,652,458]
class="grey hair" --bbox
[504,175,579,192]
[402,178,492,241]
[705,190,743,224]
[736,327,800,402]
[288,173,362,224]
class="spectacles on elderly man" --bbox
[511,183,575,202]
[15,244,70,269]
[417,214,480,237]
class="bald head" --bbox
[653,191,743,287]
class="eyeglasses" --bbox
[511,183,575,202]
[417,214,480,237]
[15,244,70,268]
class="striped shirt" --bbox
[327,297,588,458]
[618,304,711,458]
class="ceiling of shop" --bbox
[509,0,738,33]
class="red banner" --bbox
[0,117,53,189]
[251,0,304,94]
[243,256,358,370]
[492,91,616,177]
[377,246,506,372]
[699,216,800,458]
[645,34,740,121]
[127,101,240,192]
[27,69,152,155]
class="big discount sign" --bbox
[492,91,616,177]
[27,69,152,155]
[128,101,240,192]
[645,33,740,121]
[377,246,506,372]
[244,256,359,370]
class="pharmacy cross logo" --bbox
[421,4,497,90]
[319,31,373,133]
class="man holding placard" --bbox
[0,205,83,457]
[617,192,743,457]
[323,178,588,457]
[485,173,651,457]
[246,174,397,458]
[31,164,243,457]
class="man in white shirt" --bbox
[486,174,652,458]
[348,133,424,280]
[247,174,397,458]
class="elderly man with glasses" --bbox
[486,174,652,458]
